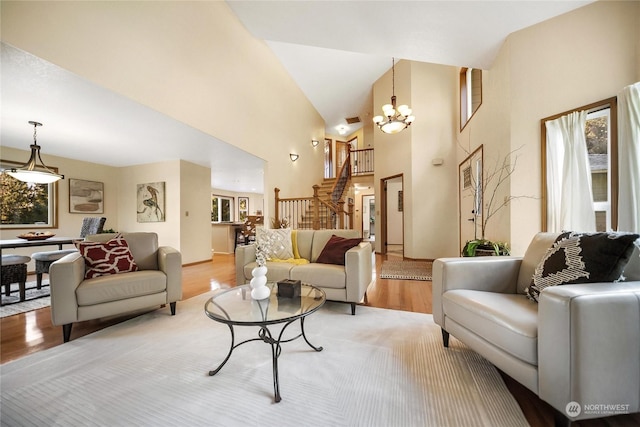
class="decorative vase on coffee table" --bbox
[250,265,270,300]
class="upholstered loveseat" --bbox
[236,229,372,314]
[433,232,640,422]
[49,232,182,342]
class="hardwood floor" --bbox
[1,252,637,426]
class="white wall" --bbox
[180,160,213,264]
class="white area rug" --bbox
[0,293,528,427]
[0,281,50,318]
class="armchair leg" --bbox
[36,273,43,289]
[170,302,176,315]
[63,324,73,343]
[350,302,356,315]
[553,407,572,427]
[441,329,450,347]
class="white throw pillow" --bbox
[256,228,294,260]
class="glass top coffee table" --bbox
[204,282,325,402]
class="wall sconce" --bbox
[289,153,299,162]
[311,139,319,147]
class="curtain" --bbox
[545,111,596,232]
[618,82,640,232]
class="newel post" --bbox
[347,199,354,229]
[337,200,345,229]
[312,185,320,230]
[274,188,280,226]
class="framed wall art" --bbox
[69,178,104,214]
[137,182,165,222]
[238,197,249,222]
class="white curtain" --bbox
[545,111,596,232]
[618,82,640,232]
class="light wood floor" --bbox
[1,253,636,427]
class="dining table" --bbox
[0,237,79,257]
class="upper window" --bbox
[211,195,233,222]
[0,160,59,229]
[460,68,482,130]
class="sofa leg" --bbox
[441,329,450,347]
[63,324,73,343]
[170,302,176,315]
[36,272,43,289]
[350,302,356,315]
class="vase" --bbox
[250,265,270,300]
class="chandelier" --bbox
[6,121,64,184]
[373,58,415,134]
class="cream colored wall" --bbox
[408,61,458,259]
[117,160,182,253]
[463,0,640,255]
[180,160,213,264]
[1,0,325,216]
[372,60,458,259]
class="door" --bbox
[458,145,483,254]
[336,141,349,172]
[362,195,375,240]
[380,174,403,256]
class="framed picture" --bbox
[238,197,249,222]
[69,178,104,214]
[137,182,165,222]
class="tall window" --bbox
[0,160,58,229]
[460,68,482,130]
[541,97,618,231]
[211,195,233,222]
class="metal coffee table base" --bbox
[208,316,323,402]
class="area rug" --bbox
[0,293,527,427]
[0,281,50,318]
[379,260,433,281]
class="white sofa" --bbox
[433,232,640,422]
[49,232,182,342]
[235,229,372,314]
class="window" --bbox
[211,195,233,222]
[460,68,482,130]
[541,97,618,231]
[586,106,615,231]
[0,160,59,229]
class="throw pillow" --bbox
[316,234,362,265]
[256,228,294,260]
[76,234,139,279]
[525,231,640,302]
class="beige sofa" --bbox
[236,229,372,314]
[433,232,640,422]
[49,232,182,342]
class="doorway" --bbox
[380,174,404,257]
[362,195,375,241]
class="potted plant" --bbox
[461,146,528,257]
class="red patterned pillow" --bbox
[76,234,139,279]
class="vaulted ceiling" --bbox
[0,1,593,192]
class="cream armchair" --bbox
[49,232,182,342]
[433,232,640,423]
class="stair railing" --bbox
[274,185,354,230]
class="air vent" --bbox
[345,116,361,124]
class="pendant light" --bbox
[6,121,64,184]
[373,58,415,134]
